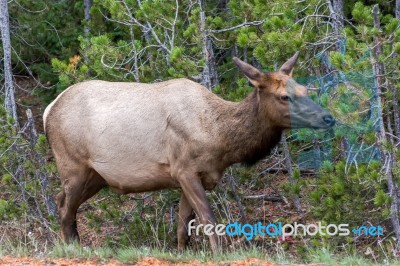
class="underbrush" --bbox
[0,152,398,264]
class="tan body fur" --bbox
[45,78,280,191]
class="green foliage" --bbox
[374,189,390,207]
[352,2,373,25]
[0,99,58,246]
[8,0,83,83]
[308,160,388,240]
[82,187,180,248]
[51,55,89,92]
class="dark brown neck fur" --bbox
[217,91,283,167]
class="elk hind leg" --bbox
[177,193,195,251]
[57,166,106,243]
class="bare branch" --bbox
[209,18,284,33]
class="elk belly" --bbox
[90,160,179,193]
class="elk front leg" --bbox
[178,175,220,254]
[177,193,195,251]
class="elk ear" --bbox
[233,57,262,87]
[279,52,299,76]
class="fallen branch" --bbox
[259,167,316,175]
[243,194,284,202]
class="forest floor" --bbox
[0,256,331,265]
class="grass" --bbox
[308,247,337,265]
[0,220,396,265]
[0,203,396,265]
[49,241,94,259]
[1,239,393,265]
[339,256,373,266]
[45,243,400,265]
[0,237,34,257]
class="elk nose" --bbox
[323,115,335,126]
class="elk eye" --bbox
[280,95,290,102]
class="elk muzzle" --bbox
[289,96,335,129]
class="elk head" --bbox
[233,52,335,129]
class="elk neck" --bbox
[216,90,284,168]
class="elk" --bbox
[43,52,335,253]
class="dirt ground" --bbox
[0,257,328,266]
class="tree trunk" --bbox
[26,109,58,218]
[0,0,18,126]
[394,2,400,137]
[199,0,218,91]
[84,0,92,38]
[394,84,400,138]
[228,174,248,225]
[282,132,303,213]
[371,4,400,249]
[128,23,139,82]
[326,0,349,160]
[326,0,344,51]
[331,0,344,31]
